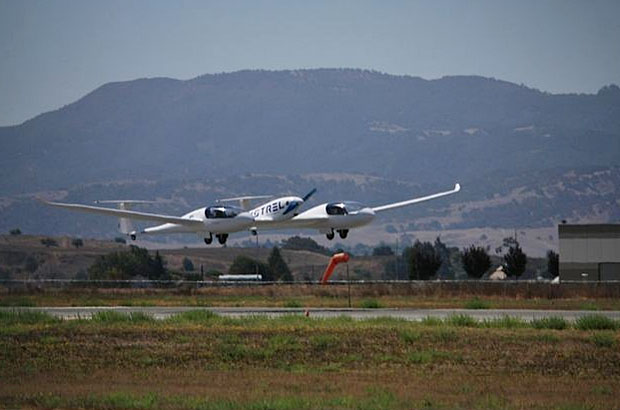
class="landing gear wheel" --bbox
[217,233,229,245]
[204,234,213,245]
[338,229,349,239]
[130,234,136,241]
[326,230,335,240]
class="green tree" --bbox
[268,246,293,282]
[547,250,559,278]
[229,255,272,281]
[182,257,195,272]
[24,255,39,273]
[9,228,21,235]
[504,242,527,279]
[405,240,442,280]
[372,244,394,256]
[88,246,169,280]
[150,251,168,280]
[434,237,454,278]
[71,238,84,248]
[461,245,492,279]
[281,236,330,254]
[40,238,58,247]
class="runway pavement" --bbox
[5,306,620,321]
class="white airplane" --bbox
[254,183,461,240]
[41,189,317,245]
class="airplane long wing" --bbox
[371,183,461,213]
[40,200,205,227]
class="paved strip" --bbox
[3,306,620,321]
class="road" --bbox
[5,306,620,321]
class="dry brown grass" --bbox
[3,283,620,310]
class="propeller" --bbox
[283,188,317,216]
[302,188,317,202]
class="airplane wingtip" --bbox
[455,183,461,192]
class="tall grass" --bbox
[575,314,618,331]
[482,316,527,329]
[166,309,217,324]
[283,299,302,308]
[464,297,490,310]
[531,317,569,330]
[590,332,617,348]
[446,314,478,327]
[17,391,414,410]
[90,311,154,323]
[359,299,382,309]
[0,310,60,325]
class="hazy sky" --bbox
[1,0,619,126]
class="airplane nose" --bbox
[283,199,302,215]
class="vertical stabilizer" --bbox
[118,202,134,235]
[94,200,156,235]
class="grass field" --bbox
[1,310,619,409]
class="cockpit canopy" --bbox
[325,201,364,215]
[205,205,242,219]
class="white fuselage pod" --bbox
[142,207,254,235]
[255,202,376,231]
[249,196,305,222]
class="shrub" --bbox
[399,329,421,344]
[283,299,302,308]
[90,311,154,323]
[531,317,568,330]
[9,228,21,235]
[229,255,272,281]
[483,316,526,329]
[447,314,478,327]
[464,298,490,309]
[0,310,60,325]
[40,238,58,247]
[421,316,443,326]
[591,332,616,348]
[88,246,169,280]
[575,315,618,331]
[360,299,382,309]
[182,257,194,272]
[167,310,217,323]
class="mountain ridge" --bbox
[0,69,618,246]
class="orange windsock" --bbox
[320,252,350,284]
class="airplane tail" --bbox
[94,200,155,235]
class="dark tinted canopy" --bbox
[205,206,242,219]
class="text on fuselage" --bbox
[251,201,285,217]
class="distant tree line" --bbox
[88,246,169,280]
[228,246,293,282]
[79,235,555,282]
[377,236,558,281]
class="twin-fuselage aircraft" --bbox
[42,184,460,245]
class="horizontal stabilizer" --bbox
[218,195,272,210]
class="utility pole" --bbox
[346,262,351,308]
[395,236,399,280]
